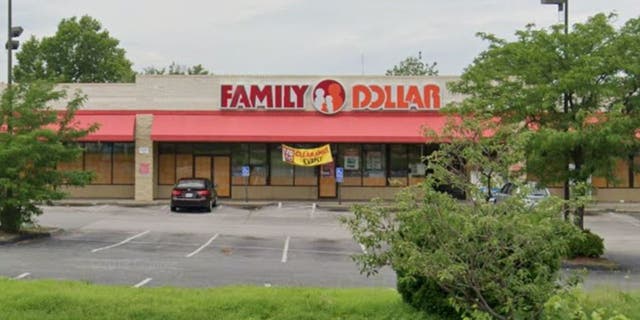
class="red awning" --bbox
[151,112,447,143]
[73,114,136,142]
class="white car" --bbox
[490,182,550,207]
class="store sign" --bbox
[282,144,333,167]
[220,79,441,114]
[221,85,308,109]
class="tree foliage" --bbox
[343,163,578,319]
[449,13,640,228]
[0,82,95,232]
[14,15,135,83]
[140,62,210,75]
[386,54,438,76]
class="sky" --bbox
[1,0,639,80]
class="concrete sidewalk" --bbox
[51,198,640,214]
[51,199,362,211]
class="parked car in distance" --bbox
[170,178,217,212]
[489,182,550,208]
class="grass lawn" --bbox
[1,278,638,319]
[0,278,441,320]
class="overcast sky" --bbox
[2,0,639,80]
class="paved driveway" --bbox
[0,203,395,288]
[1,203,639,290]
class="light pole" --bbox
[7,0,23,85]
[541,0,571,220]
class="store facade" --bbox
[40,75,640,202]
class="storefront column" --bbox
[135,114,154,201]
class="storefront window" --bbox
[175,143,193,182]
[389,144,408,186]
[408,144,431,185]
[270,144,293,185]
[340,144,361,186]
[112,143,135,184]
[363,144,386,186]
[294,144,318,186]
[158,143,176,185]
[249,144,268,186]
[57,143,84,173]
[85,142,112,184]
[231,144,249,185]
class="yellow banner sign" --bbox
[282,144,333,167]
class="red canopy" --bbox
[73,114,136,142]
[151,112,447,143]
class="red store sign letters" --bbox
[220,80,441,114]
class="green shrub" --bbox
[568,229,604,258]
[544,288,630,320]
[344,183,580,319]
[396,272,458,317]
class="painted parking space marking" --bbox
[133,277,152,288]
[281,236,291,263]
[13,272,30,280]
[186,234,219,258]
[91,230,150,253]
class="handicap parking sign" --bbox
[336,167,344,183]
[241,166,250,177]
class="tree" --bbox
[343,121,580,318]
[448,13,640,228]
[0,82,95,232]
[14,15,135,83]
[140,62,211,75]
[386,53,438,76]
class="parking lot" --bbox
[0,203,395,288]
[2,202,640,290]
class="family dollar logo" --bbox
[312,79,346,115]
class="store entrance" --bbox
[194,156,231,198]
[319,163,337,198]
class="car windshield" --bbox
[177,180,206,188]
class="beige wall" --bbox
[134,114,155,201]
[340,187,403,201]
[231,186,318,201]
[61,185,134,199]
[41,75,465,111]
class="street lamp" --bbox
[541,0,570,219]
[7,0,23,85]
[541,0,568,35]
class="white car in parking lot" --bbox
[489,182,551,207]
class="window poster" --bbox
[344,156,359,170]
[366,151,383,170]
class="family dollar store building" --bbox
[29,75,640,202]
[42,75,459,202]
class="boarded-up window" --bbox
[85,143,112,184]
[113,143,134,184]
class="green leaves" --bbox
[0,82,94,232]
[14,15,135,83]
[386,55,438,76]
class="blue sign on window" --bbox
[241,166,250,177]
[336,167,344,183]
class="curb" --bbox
[0,227,62,245]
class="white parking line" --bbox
[281,236,291,263]
[133,278,152,288]
[186,234,219,258]
[91,230,150,253]
[360,243,368,254]
[13,272,30,280]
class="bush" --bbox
[544,288,630,320]
[343,183,580,319]
[568,229,604,258]
[396,272,458,317]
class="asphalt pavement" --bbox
[1,202,639,290]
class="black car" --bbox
[170,178,217,212]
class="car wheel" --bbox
[170,206,177,212]
[212,199,217,207]
[204,201,212,213]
